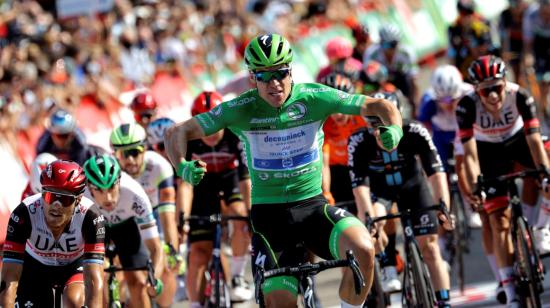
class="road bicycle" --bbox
[254,249,365,308]
[185,213,250,308]
[445,155,471,294]
[476,169,546,308]
[103,243,159,308]
[366,201,450,308]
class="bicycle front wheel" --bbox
[365,259,389,308]
[451,190,468,293]
[409,242,435,307]
[515,217,542,308]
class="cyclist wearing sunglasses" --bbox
[165,33,404,308]
[363,25,419,116]
[83,154,164,307]
[110,123,179,307]
[349,92,453,307]
[185,90,253,306]
[37,108,91,165]
[1,160,105,308]
[457,55,550,306]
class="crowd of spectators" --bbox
[0,0,384,168]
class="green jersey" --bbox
[195,83,365,204]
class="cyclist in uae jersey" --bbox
[83,154,164,308]
[165,33,403,308]
[349,92,452,308]
[457,55,550,306]
[0,160,104,308]
[320,72,366,211]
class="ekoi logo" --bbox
[286,103,307,120]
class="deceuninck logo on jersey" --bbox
[286,102,307,120]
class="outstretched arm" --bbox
[360,96,403,129]
[164,118,207,169]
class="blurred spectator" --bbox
[499,0,529,83]
[351,23,372,63]
[448,0,491,76]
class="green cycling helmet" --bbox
[83,154,121,189]
[110,122,147,150]
[244,33,293,70]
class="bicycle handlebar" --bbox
[254,250,365,303]
[475,167,549,196]
[365,200,450,228]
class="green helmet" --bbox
[110,122,147,150]
[244,33,293,70]
[83,154,121,190]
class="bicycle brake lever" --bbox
[254,267,265,304]
[146,260,156,287]
[346,250,365,295]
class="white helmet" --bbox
[431,65,463,99]
[30,153,57,193]
[379,25,401,43]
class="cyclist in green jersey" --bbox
[164,33,403,307]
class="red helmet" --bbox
[131,92,157,113]
[192,91,223,116]
[467,55,506,84]
[40,160,86,195]
[325,37,353,61]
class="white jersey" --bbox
[85,172,159,240]
[133,151,174,209]
[3,194,105,266]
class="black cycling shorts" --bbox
[477,130,535,212]
[373,174,438,236]
[330,165,356,214]
[16,254,83,307]
[188,169,243,243]
[250,194,364,273]
[105,218,150,269]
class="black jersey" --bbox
[348,120,444,197]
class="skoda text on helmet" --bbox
[325,37,353,61]
[431,65,464,99]
[147,117,176,145]
[192,91,223,116]
[30,153,58,193]
[48,109,77,135]
[83,154,121,190]
[40,160,87,195]
[110,122,147,150]
[321,73,355,94]
[244,34,293,70]
[467,55,506,84]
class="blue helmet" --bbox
[147,117,176,145]
[47,109,77,134]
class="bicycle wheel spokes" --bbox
[515,218,542,308]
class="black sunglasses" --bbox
[121,148,144,158]
[254,68,291,83]
[478,84,504,97]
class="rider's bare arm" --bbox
[145,237,164,280]
[0,262,22,307]
[360,96,403,129]
[462,138,482,192]
[526,132,550,171]
[84,263,104,308]
[164,118,209,168]
[158,187,179,253]
[353,185,375,224]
